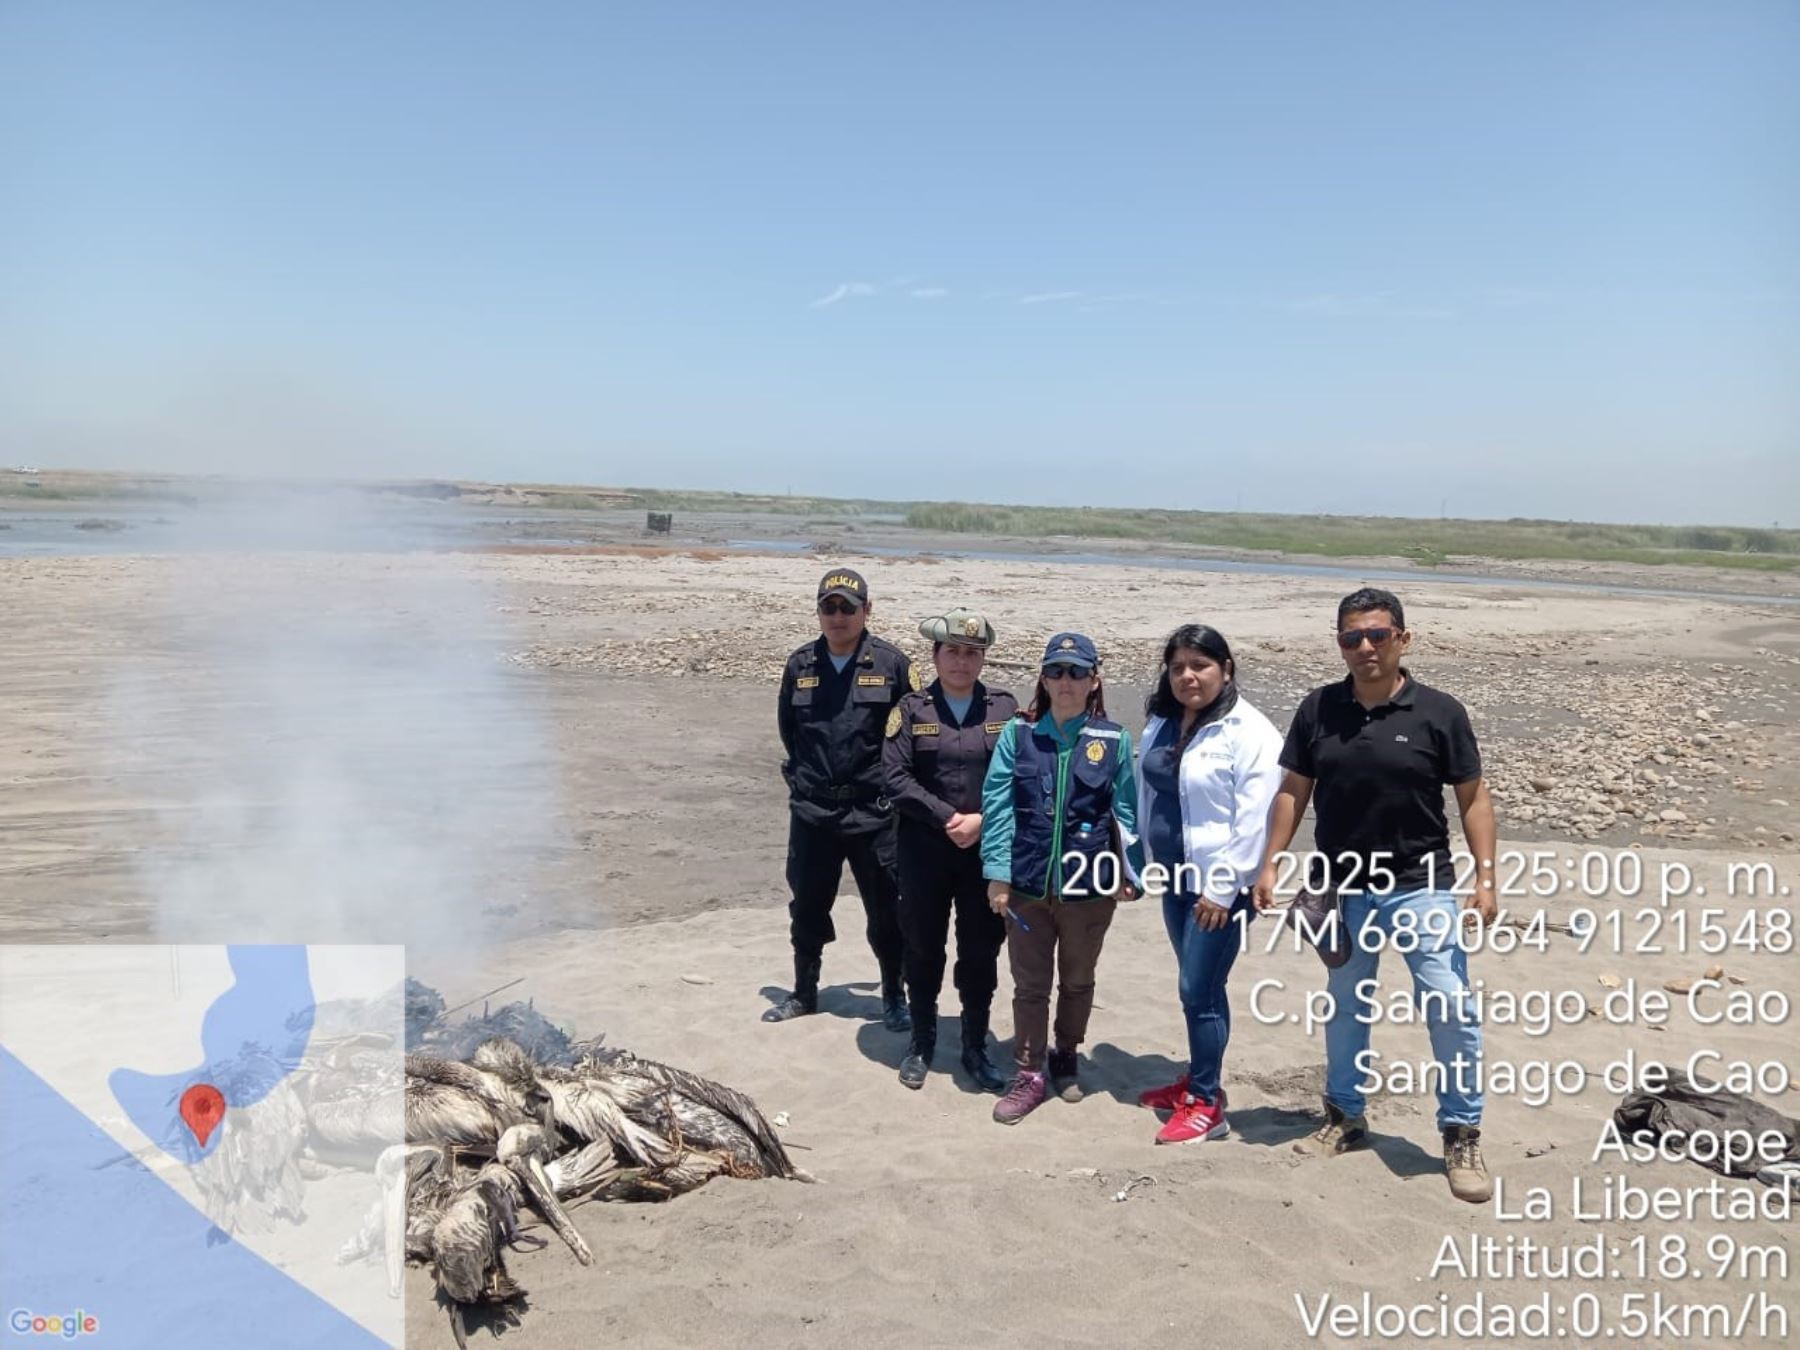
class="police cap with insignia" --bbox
[1040,631,1099,670]
[918,607,995,650]
[816,568,869,607]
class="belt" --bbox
[806,783,881,804]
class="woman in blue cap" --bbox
[980,632,1143,1124]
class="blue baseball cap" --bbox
[1040,632,1099,670]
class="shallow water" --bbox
[5,503,1796,610]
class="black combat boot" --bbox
[762,953,821,1023]
[898,1007,938,1089]
[958,1005,1008,1094]
[879,961,911,1033]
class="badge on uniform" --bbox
[885,707,902,738]
[795,676,820,689]
[914,723,940,736]
[908,667,921,691]
[1085,740,1105,763]
[984,721,1007,733]
[856,674,888,687]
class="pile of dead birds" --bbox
[330,980,805,1348]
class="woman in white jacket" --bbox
[1135,624,1284,1145]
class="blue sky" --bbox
[3,2,1795,524]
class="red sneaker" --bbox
[1137,1075,1189,1111]
[1155,1093,1230,1145]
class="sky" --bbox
[2,2,1796,524]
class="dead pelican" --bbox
[429,1161,523,1350]
[185,1047,310,1240]
[300,1036,405,1164]
[404,1053,533,1147]
[338,1142,458,1295]
[427,1131,592,1350]
[580,1050,803,1180]
[495,1123,593,1266]
[468,1039,678,1171]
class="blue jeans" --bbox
[1161,890,1252,1103]
[1323,887,1483,1131]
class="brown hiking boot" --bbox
[1293,1102,1367,1157]
[1444,1126,1493,1204]
[1047,1049,1082,1102]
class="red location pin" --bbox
[179,1083,226,1148]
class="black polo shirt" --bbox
[1279,669,1481,895]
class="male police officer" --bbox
[766,568,917,1030]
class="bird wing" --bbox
[543,1077,677,1170]
[406,1077,505,1146]
[608,1057,798,1178]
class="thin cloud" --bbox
[1019,290,1081,305]
[1481,286,1558,309]
[909,287,949,300]
[1286,292,1453,319]
[810,281,877,309]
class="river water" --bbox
[4,501,1796,610]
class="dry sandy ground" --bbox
[2,542,1797,1348]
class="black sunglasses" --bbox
[818,599,862,616]
[1042,663,1093,681]
[1337,627,1397,650]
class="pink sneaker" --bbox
[993,1070,1048,1125]
[1137,1075,1189,1111]
[1155,1093,1229,1145]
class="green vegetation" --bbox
[7,472,1792,574]
[897,503,1800,572]
[623,487,919,517]
[0,477,198,504]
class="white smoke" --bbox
[105,484,560,960]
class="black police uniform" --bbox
[774,629,915,1016]
[882,678,1017,1084]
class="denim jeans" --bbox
[1160,890,1252,1103]
[1323,887,1483,1131]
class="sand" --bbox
[2,538,1797,1347]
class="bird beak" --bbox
[381,1163,407,1298]
[519,1154,593,1266]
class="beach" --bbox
[1,534,1795,1347]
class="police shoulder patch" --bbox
[907,665,921,691]
[885,706,902,738]
[1085,740,1105,763]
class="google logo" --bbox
[7,1309,98,1339]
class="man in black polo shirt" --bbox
[1253,587,1499,1204]
[765,568,916,1032]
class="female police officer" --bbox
[882,608,1018,1092]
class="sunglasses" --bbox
[818,599,862,616]
[1336,627,1397,650]
[1042,664,1093,681]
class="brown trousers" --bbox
[1006,897,1118,1069]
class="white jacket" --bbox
[1137,697,1286,908]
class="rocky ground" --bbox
[508,548,1800,855]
